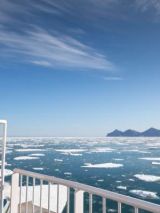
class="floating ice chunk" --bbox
[117,186,127,190]
[125,150,150,154]
[90,148,115,153]
[55,149,85,153]
[54,159,63,162]
[33,168,44,171]
[70,153,82,156]
[130,190,159,199]
[114,159,124,161]
[20,144,44,148]
[97,179,104,182]
[64,172,72,176]
[16,149,44,152]
[30,153,45,157]
[14,156,39,160]
[129,179,135,182]
[82,163,123,169]
[139,157,160,161]
[152,162,160,165]
[134,174,160,182]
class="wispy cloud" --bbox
[0,27,114,70]
[135,0,160,14]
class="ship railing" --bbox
[10,168,160,213]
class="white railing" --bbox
[10,168,160,213]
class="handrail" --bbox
[14,168,160,213]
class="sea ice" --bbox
[134,174,160,182]
[139,157,160,161]
[117,186,127,190]
[54,159,63,162]
[55,149,85,153]
[89,147,115,153]
[14,156,39,160]
[16,149,44,152]
[82,163,123,169]
[152,162,160,165]
[64,172,72,175]
[33,168,44,171]
[30,153,45,157]
[130,190,159,199]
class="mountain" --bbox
[141,128,160,137]
[122,129,140,137]
[107,128,160,137]
[107,129,123,137]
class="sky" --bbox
[0,0,160,136]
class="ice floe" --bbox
[129,179,135,182]
[130,190,159,199]
[64,172,72,175]
[30,153,45,157]
[70,153,82,156]
[114,159,124,161]
[14,156,39,160]
[134,174,160,182]
[16,149,44,152]
[54,159,63,162]
[97,179,104,182]
[89,147,115,153]
[125,149,150,154]
[55,149,85,153]
[20,144,44,148]
[33,168,44,171]
[139,157,160,161]
[152,162,160,165]
[117,186,127,190]
[82,163,123,169]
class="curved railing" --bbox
[10,168,160,213]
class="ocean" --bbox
[4,137,160,212]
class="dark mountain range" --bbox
[107,128,160,137]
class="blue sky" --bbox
[0,0,160,136]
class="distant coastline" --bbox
[107,128,160,137]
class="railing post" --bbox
[10,173,20,213]
[0,120,7,213]
[74,190,84,213]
